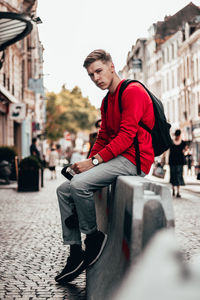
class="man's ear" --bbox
[110,62,115,73]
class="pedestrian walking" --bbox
[30,137,41,161]
[184,145,193,176]
[48,146,58,179]
[169,129,186,198]
[55,49,155,283]
[70,148,84,164]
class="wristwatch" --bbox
[91,156,99,166]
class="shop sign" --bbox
[9,103,26,120]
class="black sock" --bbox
[86,229,98,239]
[70,244,82,256]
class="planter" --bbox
[17,156,41,192]
[18,168,40,191]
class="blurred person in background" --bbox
[70,148,84,164]
[169,129,186,198]
[184,145,193,176]
[65,147,73,164]
[87,119,102,158]
[30,137,41,161]
[48,146,58,179]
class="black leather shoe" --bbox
[84,231,107,266]
[55,250,85,283]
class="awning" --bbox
[0,12,33,51]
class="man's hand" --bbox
[71,154,103,174]
[71,159,93,174]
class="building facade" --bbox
[0,0,45,158]
[122,2,200,163]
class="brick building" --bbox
[0,0,45,158]
[121,2,200,163]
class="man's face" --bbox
[87,60,114,90]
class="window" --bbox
[21,60,25,99]
[3,73,6,87]
[177,66,181,86]
[167,102,170,122]
[167,73,169,90]
[171,70,174,89]
[167,47,169,62]
[171,43,174,60]
[7,78,10,91]
[162,50,165,64]
[162,76,165,92]
[187,57,190,78]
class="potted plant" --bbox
[18,156,41,192]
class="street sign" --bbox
[28,78,44,95]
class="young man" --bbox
[55,49,155,283]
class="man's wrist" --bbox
[91,154,103,166]
[95,154,103,163]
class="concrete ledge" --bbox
[86,176,174,300]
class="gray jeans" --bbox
[56,155,145,245]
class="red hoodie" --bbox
[89,80,155,174]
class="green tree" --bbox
[45,86,98,142]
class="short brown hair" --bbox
[83,49,112,68]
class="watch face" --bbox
[93,158,99,165]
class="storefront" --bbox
[0,11,33,155]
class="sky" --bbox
[37,0,200,108]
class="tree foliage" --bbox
[45,85,99,142]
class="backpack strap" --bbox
[119,79,148,175]
[104,79,150,175]
[138,121,151,134]
[118,79,134,113]
[133,134,141,175]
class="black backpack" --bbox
[103,79,172,175]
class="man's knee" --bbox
[70,175,87,195]
[56,181,70,198]
[56,184,62,197]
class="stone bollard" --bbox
[86,176,174,300]
[113,229,200,300]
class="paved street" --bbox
[0,166,200,299]
[147,166,200,263]
[0,169,86,300]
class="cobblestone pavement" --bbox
[0,169,86,300]
[147,169,200,263]
[0,167,200,299]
